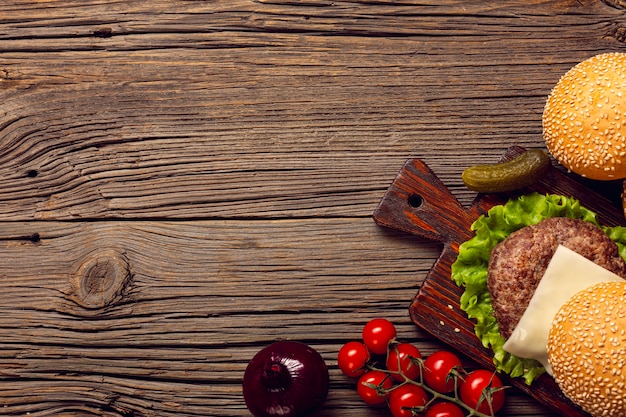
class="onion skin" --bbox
[243,341,329,417]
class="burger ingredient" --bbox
[424,402,465,417]
[422,350,463,394]
[242,341,329,417]
[487,216,626,340]
[461,149,550,193]
[337,341,370,378]
[459,370,505,415]
[547,281,626,417]
[357,370,393,404]
[386,342,422,382]
[451,192,626,384]
[503,245,624,373]
[361,318,397,355]
[388,384,429,417]
[341,318,508,416]
[543,52,626,180]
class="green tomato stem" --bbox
[368,359,502,417]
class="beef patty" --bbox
[487,216,626,340]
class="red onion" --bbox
[243,341,329,417]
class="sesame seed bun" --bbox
[543,52,626,180]
[547,281,626,417]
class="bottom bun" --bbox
[547,281,626,416]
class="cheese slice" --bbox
[502,244,624,375]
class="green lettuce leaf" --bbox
[451,192,626,385]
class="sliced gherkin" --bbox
[462,149,551,193]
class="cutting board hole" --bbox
[408,194,423,208]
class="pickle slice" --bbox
[462,149,551,193]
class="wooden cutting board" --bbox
[372,145,625,417]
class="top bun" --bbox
[543,52,626,180]
[547,281,626,417]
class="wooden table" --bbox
[1,1,625,416]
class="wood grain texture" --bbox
[1,0,625,221]
[1,0,626,415]
[0,219,438,416]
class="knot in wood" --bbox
[71,249,132,309]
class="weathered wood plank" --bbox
[0,0,624,220]
[0,218,441,416]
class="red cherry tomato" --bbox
[423,350,462,394]
[337,341,370,377]
[357,370,393,405]
[459,369,505,415]
[386,342,422,381]
[362,318,396,355]
[388,384,428,417]
[423,350,463,393]
[424,401,465,417]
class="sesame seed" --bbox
[547,281,626,415]
[543,52,626,180]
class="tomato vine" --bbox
[338,318,508,417]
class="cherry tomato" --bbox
[357,370,393,405]
[388,384,428,417]
[362,318,396,355]
[459,369,505,415]
[424,401,465,417]
[386,342,422,381]
[337,341,370,377]
[423,350,463,393]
